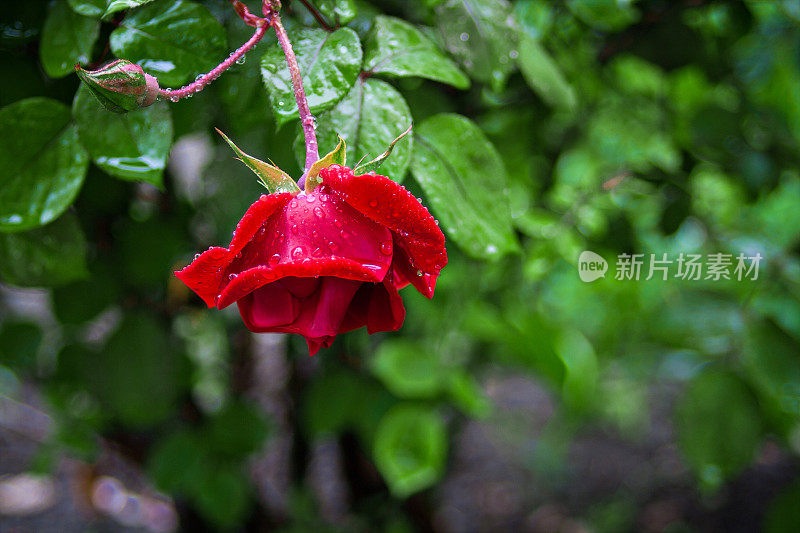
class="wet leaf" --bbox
[110,0,227,87]
[411,113,519,260]
[301,77,413,181]
[0,98,89,233]
[363,16,469,89]
[317,0,357,24]
[73,85,173,186]
[261,27,362,126]
[0,212,88,287]
[435,0,517,91]
[67,0,107,18]
[105,0,158,18]
[40,0,99,78]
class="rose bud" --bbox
[75,59,160,113]
[175,165,447,355]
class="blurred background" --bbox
[1,0,800,531]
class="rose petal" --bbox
[321,165,447,282]
[175,193,292,307]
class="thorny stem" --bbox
[158,21,268,101]
[266,2,320,172]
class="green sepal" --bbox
[215,128,300,194]
[353,124,412,175]
[304,135,346,193]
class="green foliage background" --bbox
[1,0,799,530]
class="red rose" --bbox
[175,165,447,354]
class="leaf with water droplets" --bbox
[109,0,227,86]
[40,0,99,78]
[216,128,300,194]
[410,113,519,260]
[435,0,517,91]
[104,0,159,18]
[72,85,173,187]
[0,212,88,287]
[316,0,357,24]
[297,78,414,182]
[363,16,470,89]
[260,27,362,126]
[0,98,89,233]
[305,136,346,192]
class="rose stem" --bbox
[158,20,268,102]
[265,0,320,174]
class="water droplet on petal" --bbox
[291,246,305,259]
[229,273,238,280]
[328,241,337,252]
[194,253,201,259]
[460,32,469,41]
[269,253,281,266]
[312,247,322,257]
[259,194,267,201]
[313,206,325,219]
[380,241,392,255]
[291,224,299,235]
[368,199,378,208]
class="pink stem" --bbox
[159,22,268,101]
[270,12,319,172]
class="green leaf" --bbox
[517,34,577,110]
[353,124,412,175]
[216,128,300,194]
[40,0,99,78]
[555,329,598,414]
[0,98,89,233]
[447,372,491,418]
[373,404,447,498]
[73,85,173,186]
[0,213,88,288]
[305,135,346,192]
[742,320,800,434]
[261,27,362,126]
[317,0,357,24]
[566,0,639,32]
[435,0,517,91]
[370,340,444,399]
[109,0,227,87]
[67,0,107,18]
[676,371,763,489]
[304,78,414,181]
[104,0,158,18]
[363,16,469,89]
[411,113,519,260]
